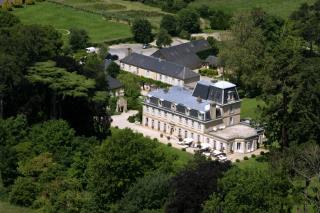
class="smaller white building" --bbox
[120,53,200,86]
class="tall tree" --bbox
[291,1,320,54]
[27,61,95,119]
[131,18,153,44]
[160,15,179,36]
[203,167,293,212]
[177,8,201,33]
[69,28,89,51]
[156,29,172,48]
[87,128,174,211]
[165,159,231,213]
[261,33,303,148]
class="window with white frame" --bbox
[230,105,234,114]
[198,123,201,129]
[171,103,176,111]
[229,117,234,125]
[237,142,241,150]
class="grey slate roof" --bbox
[205,55,219,67]
[151,40,211,70]
[192,80,239,105]
[107,75,122,90]
[148,86,211,112]
[120,53,200,81]
[104,59,113,70]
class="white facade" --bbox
[120,62,193,86]
[142,84,263,154]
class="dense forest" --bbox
[0,0,320,212]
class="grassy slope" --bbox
[157,143,193,170]
[240,98,264,120]
[0,201,34,213]
[13,1,131,43]
[189,0,316,18]
[52,0,167,27]
[235,157,268,170]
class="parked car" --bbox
[142,43,150,49]
[216,154,227,161]
[178,138,193,147]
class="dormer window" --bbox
[171,103,176,111]
[146,97,150,103]
[158,99,162,107]
[198,112,204,120]
[185,108,190,116]
[228,91,234,101]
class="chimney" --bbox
[197,96,202,103]
[127,48,132,56]
[210,102,216,120]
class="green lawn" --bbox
[12,1,131,43]
[241,98,264,120]
[51,0,168,28]
[0,201,35,213]
[235,157,268,170]
[157,142,193,170]
[189,0,316,18]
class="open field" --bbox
[241,98,265,120]
[12,1,131,43]
[51,0,168,28]
[189,0,317,18]
[0,201,35,213]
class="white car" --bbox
[216,154,228,161]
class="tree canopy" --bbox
[131,18,153,44]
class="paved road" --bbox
[109,43,158,60]
[109,38,190,60]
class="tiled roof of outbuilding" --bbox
[151,40,211,70]
[120,53,199,81]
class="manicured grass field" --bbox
[12,1,131,43]
[51,0,167,28]
[235,157,268,170]
[241,98,265,120]
[0,201,34,213]
[189,0,316,18]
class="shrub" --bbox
[260,151,265,155]
[115,126,119,129]
[167,143,172,147]
[128,115,136,123]
[244,156,249,160]
[235,159,240,162]
[181,148,186,152]
[9,177,39,207]
[251,154,256,158]
[199,68,218,78]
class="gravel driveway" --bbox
[111,110,196,154]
